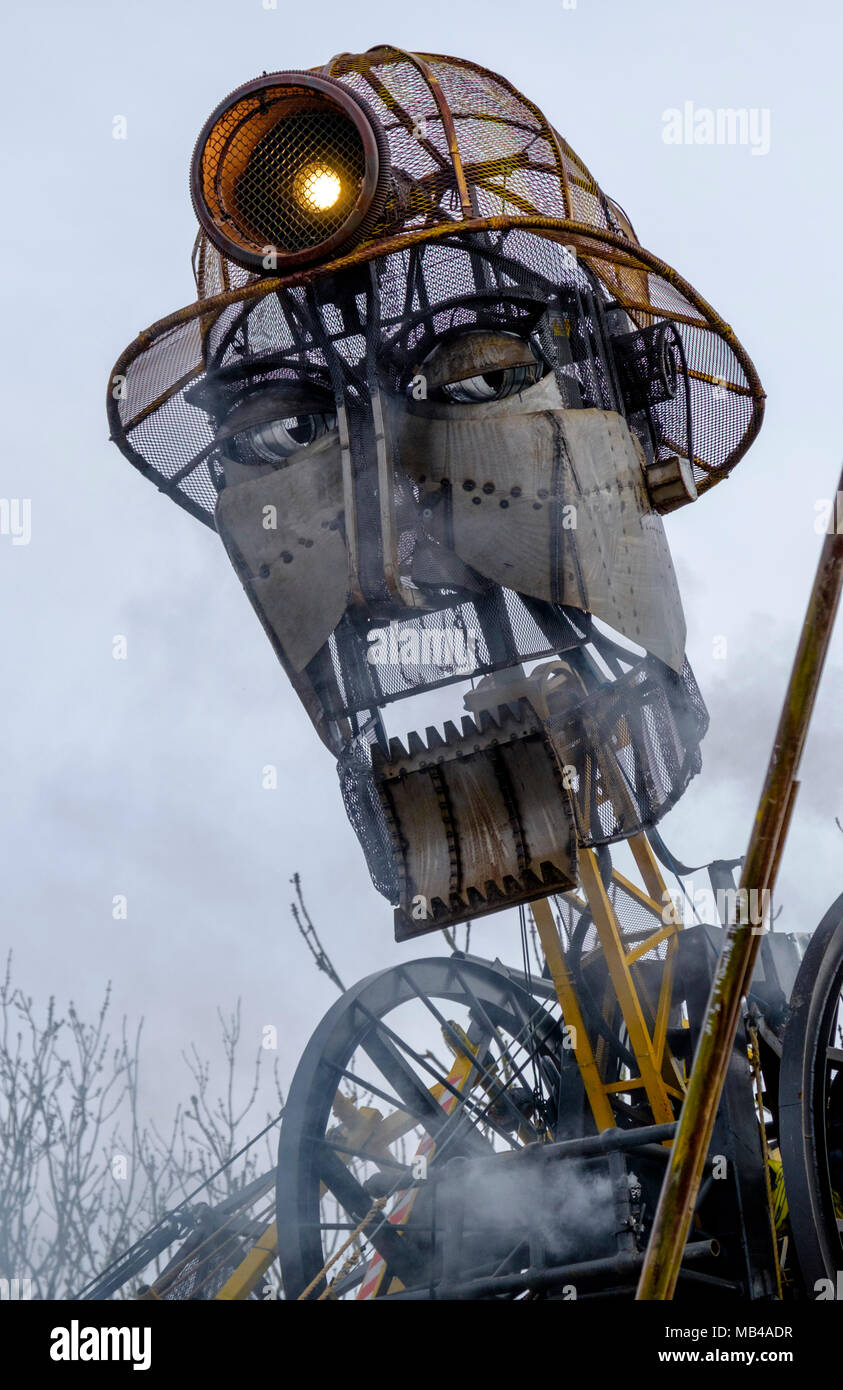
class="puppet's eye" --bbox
[236,413,336,463]
[216,385,337,467]
[412,329,545,404]
[441,362,541,403]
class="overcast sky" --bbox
[1,0,841,1131]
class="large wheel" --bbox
[276,955,599,1300]
[779,893,843,1293]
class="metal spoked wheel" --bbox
[276,954,604,1301]
[779,892,843,1293]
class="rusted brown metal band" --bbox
[389,48,474,219]
[636,461,843,1300]
[414,51,577,220]
[108,214,765,495]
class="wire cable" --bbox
[74,1105,285,1299]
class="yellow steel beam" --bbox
[748,1024,783,1301]
[628,833,669,907]
[616,841,684,1089]
[624,924,676,966]
[215,1221,278,1301]
[609,868,664,919]
[579,850,676,1126]
[628,936,681,1085]
[531,897,615,1131]
[602,1078,684,1100]
[652,941,676,1067]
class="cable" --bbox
[670,869,704,928]
[646,824,741,880]
[74,1105,285,1300]
[518,904,544,1109]
[646,825,744,929]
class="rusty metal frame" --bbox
[637,461,843,1300]
[108,214,765,524]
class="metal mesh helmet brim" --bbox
[107,48,763,528]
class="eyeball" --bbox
[235,412,336,464]
[441,361,542,404]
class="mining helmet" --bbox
[108,45,763,525]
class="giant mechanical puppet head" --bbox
[108,46,764,938]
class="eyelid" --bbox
[215,385,335,442]
[416,330,539,392]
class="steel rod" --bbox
[523,1122,676,1163]
[415,1122,678,1185]
[637,463,843,1300]
[388,1239,717,1300]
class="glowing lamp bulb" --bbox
[293,163,342,212]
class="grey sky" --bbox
[1,0,841,1123]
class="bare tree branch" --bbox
[290,873,345,992]
[0,953,284,1299]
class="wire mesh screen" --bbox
[545,656,709,846]
[555,873,669,963]
[317,593,590,721]
[338,732,399,901]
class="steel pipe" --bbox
[637,463,843,1300]
[388,1239,718,1300]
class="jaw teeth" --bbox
[441,720,461,747]
[362,694,581,941]
[380,701,533,769]
[394,858,578,943]
[386,734,409,761]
